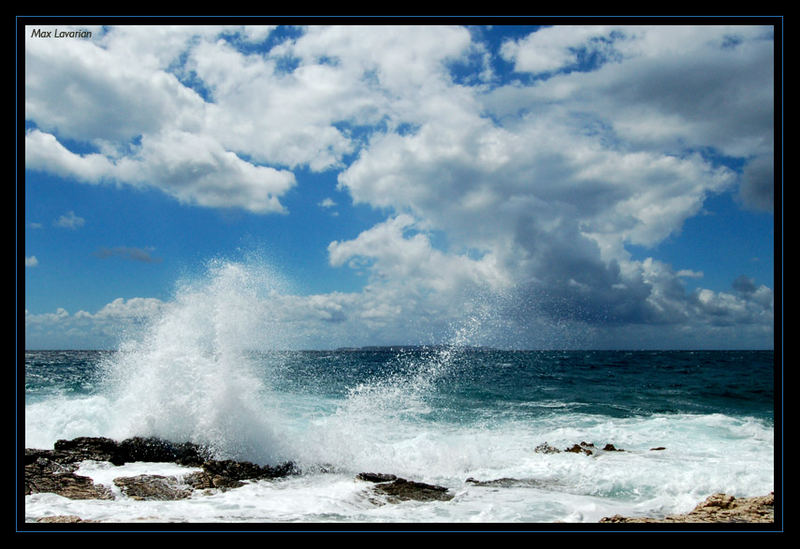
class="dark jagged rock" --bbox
[46,436,211,466]
[113,474,194,500]
[25,436,300,503]
[356,472,398,483]
[565,443,594,456]
[560,442,625,456]
[357,472,453,503]
[202,459,299,482]
[118,437,211,466]
[25,457,113,500]
[374,478,453,503]
[53,437,127,465]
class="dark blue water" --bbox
[25,348,775,421]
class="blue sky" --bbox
[21,21,778,350]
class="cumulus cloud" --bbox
[25,26,296,214]
[26,256,39,267]
[24,24,775,349]
[25,297,168,349]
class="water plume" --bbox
[98,259,291,465]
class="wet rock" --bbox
[25,437,300,500]
[53,437,127,465]
[373,478,454,503]
[534,442,561,454]
[202,459,299,481]
[560,442,625,456]
[113,474,194,500]
[599,492,774,523]
[650,447,666,451]
[356,472,398,483]
[25,457,113,500]
[44,436,211,467]
[118,437,211,466]
[357,473,453,503]
[465,477,558,489]
[564,443,594,456]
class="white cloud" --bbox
[53,210,85,229]
[26,256,39,267]
[500,25,620,74]
[24,24,775,349]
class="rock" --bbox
[465,477,559,489]
[25,436,299,500]
[202,459,299,482]
[599,492,775,523]
[53,437,127,465]
[372,478,454,503]
[559,442,625,456]
[356,472,398,483]
[534,442,561,454]
[650,447,666,451]
[564,443,594,456]
[357,472,453,503]
[118,437,211,466]
[25,457,113,500]
[44,436,212,467]
[36,515,98,523]
[113,474,194,500]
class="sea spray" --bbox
[97,260,292,465]
[298,303,499,476]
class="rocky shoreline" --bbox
[600,492,775,523]
[24,436,774,524]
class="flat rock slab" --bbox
[357,472,453,503]
[113,474,194,501]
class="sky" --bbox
[21,20,779,350]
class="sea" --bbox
[22,346,777,529]
[21,262,778,530]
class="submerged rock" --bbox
[465,477,563,490]
[357,472,453,503]
[599,492,775,523]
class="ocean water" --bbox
[22,263,777,528]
